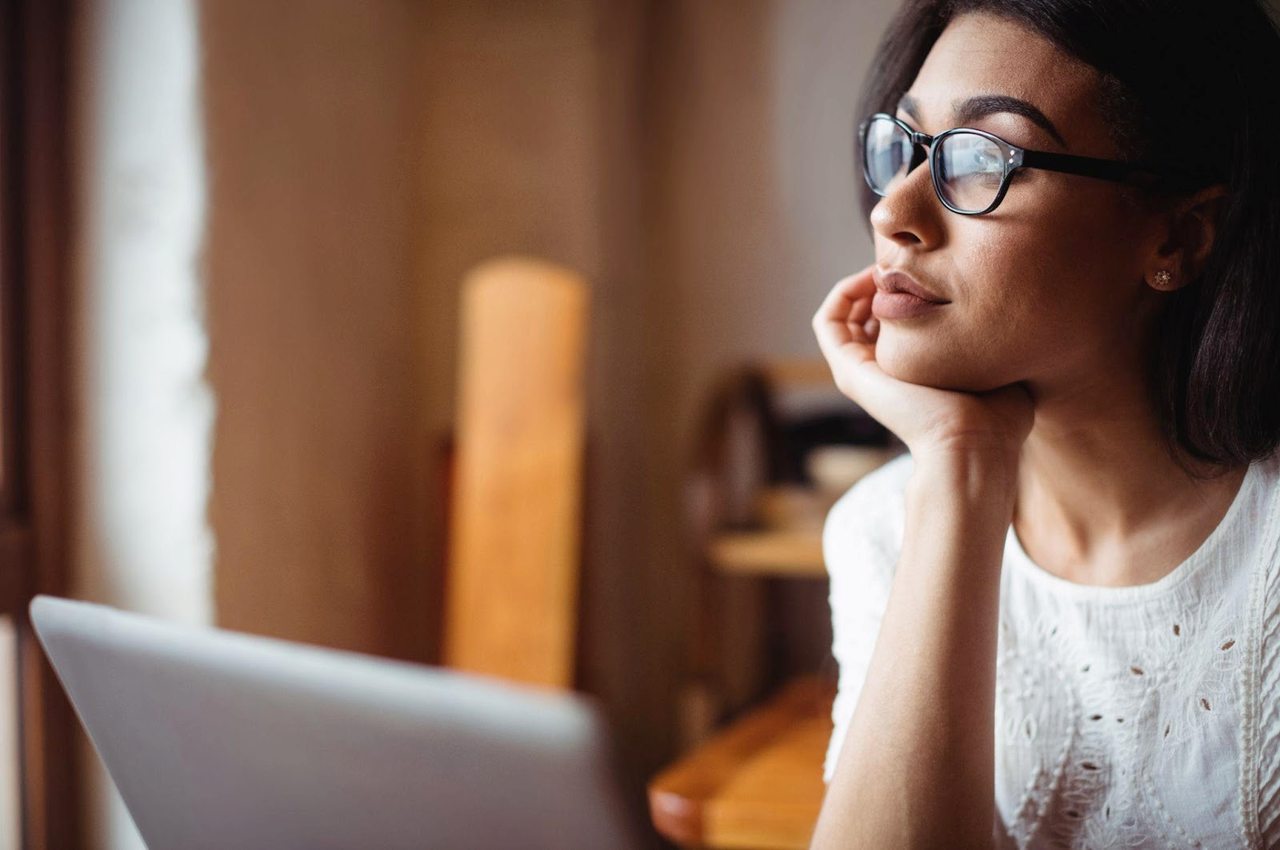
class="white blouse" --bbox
[821,449,1280,848]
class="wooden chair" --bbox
[649,359,899,849]
[431,255,659,848]
[439,254,589,689]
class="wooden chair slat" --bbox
[442,256,589,690]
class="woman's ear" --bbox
[1145,183,1230,292]
[1172,183,1228,281]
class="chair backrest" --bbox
[442,255,589,690]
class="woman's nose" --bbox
[868,152,944,248]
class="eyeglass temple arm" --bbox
[1021,149,1216,185]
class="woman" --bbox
[809,0,1280,847]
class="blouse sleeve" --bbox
[1257,552,1280,846]
[821,456,906,785]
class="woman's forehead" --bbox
[905,12,1104,150]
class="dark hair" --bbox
[856,0,1280,476]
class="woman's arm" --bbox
[809,446,1017,849]
[809,266,1032,848]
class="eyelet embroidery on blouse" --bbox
[995,574,1248,849]
[819,453,1280,848]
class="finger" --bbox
[813,270,899,408]
[814,312,876,379]
[813,266,877,354]
[849,291,873,325]
[814,265,876,328]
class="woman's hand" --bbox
[812,263,1035,463]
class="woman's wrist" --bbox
[908,442,1021,520]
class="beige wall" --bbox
[642,0,903,733]
[199,0,670,787]
[197,0,899,812]
[202,0,431,660]
[413,0,665,784]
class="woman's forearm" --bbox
[810,448,1018,849]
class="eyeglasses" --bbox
[857,112,1216,216]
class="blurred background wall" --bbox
[56,0,901,846]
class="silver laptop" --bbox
[29,595,650,850]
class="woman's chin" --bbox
[874,329,994,392]
[874,331,952,385]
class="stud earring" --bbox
[1153,269,1173,289]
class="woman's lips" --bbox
[871,290,948,320]
[872,266,948,302]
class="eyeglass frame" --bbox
[857,112,1219,216]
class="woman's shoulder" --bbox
[1254,448,1280,503]
[1242,449,1280,568]
[821,449,913,577]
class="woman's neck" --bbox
[1011,371,1248,587]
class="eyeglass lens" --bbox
[863,116,1006,213]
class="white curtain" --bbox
[71,0,213,847]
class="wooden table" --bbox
[705,484,829,579]
[648,676,835,849]
[707,528,825,578]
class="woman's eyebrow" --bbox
[897,91,1068,149]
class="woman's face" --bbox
[869,11,1165,394]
